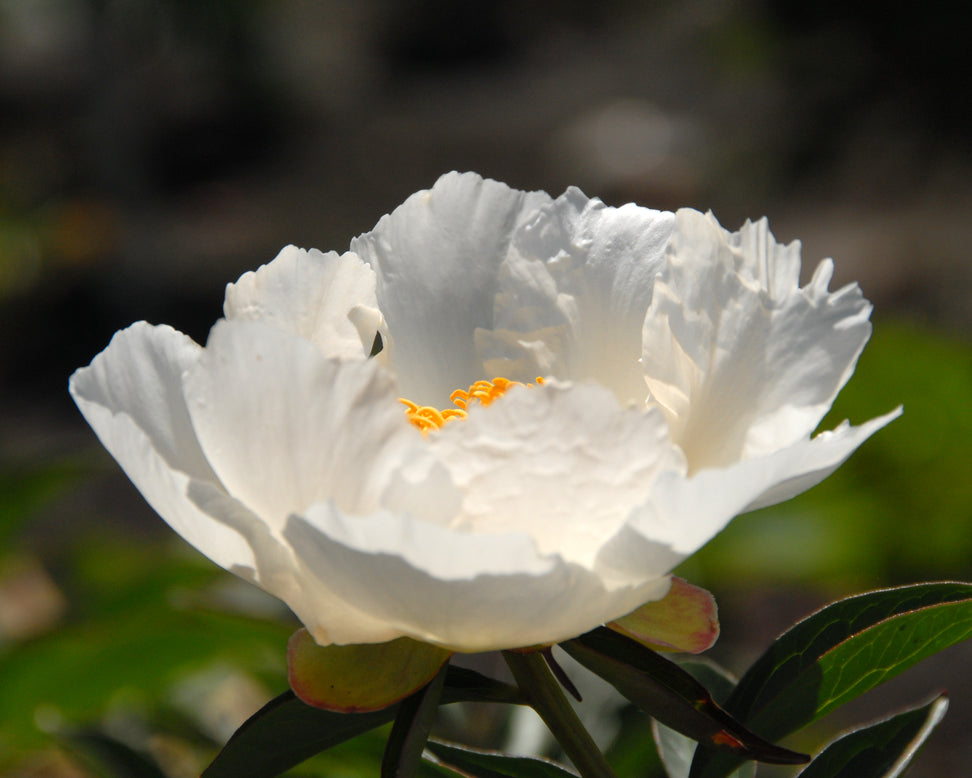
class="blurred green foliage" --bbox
[0,457,96,547]
[0,538,292,763]
[0,318,968,775]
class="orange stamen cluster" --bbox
[400,376,545,434]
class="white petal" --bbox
[642,209,874,472]
[740,408,902,511]
[69,322,255,574]
[478,188,675,404]
[618,408,901,560]
[283,503,672,652]
[351,171,551,406]
[185,481,397,645]
[223,246,382,360]
[427,381,685,568]
[182,320,418,528]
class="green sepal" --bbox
[610,577,719,654]
[288,628,452,712]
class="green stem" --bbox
[503,650,617,778]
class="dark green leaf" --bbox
[382,664,448,778]
[561,629,807,766]
[652,661,754,778]
[425,739,578,778]
[203,666,522,778]
[202,690,396,778]
[691,582,971,778]
[441,665,524,705]
[796,694,948,778]
[729,582,968,733]
[57,729,169,778]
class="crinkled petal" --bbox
[427,380,685,568]
[477,188,675,404]
[351,171,551,406]
[182,320,418,527]
[223,245,383,360]
[283,503,672,652]
[643,209,874,472]
[68,322,255,574]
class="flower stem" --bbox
[503,650,617,778]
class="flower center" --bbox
[400,376,545,433]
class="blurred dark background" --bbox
[1,1,969,776]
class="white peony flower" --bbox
[70,172,899,653]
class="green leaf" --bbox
[425,740,579,778]
[652,661,754,778]
[609,578,719,654]
[439,665,525,705]
[288,628,452,712]
[727,582,969,734]
[796,694,948,778]
[203,666,522,778]
[690,582,972,778]
[382,664,448,778]
[561,629,807,766]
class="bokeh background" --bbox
[1,1,969,776]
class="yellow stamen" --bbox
[400,376,545,434]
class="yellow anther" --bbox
[400,376,545,434]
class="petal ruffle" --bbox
[426,380,685,567]
[69,322,256,575]
[478,188,675,404]
[351,171,551,406]
[276,379,686,651]
[642,209,875,472]
[182,320,419,528]
[223,246,382,360]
